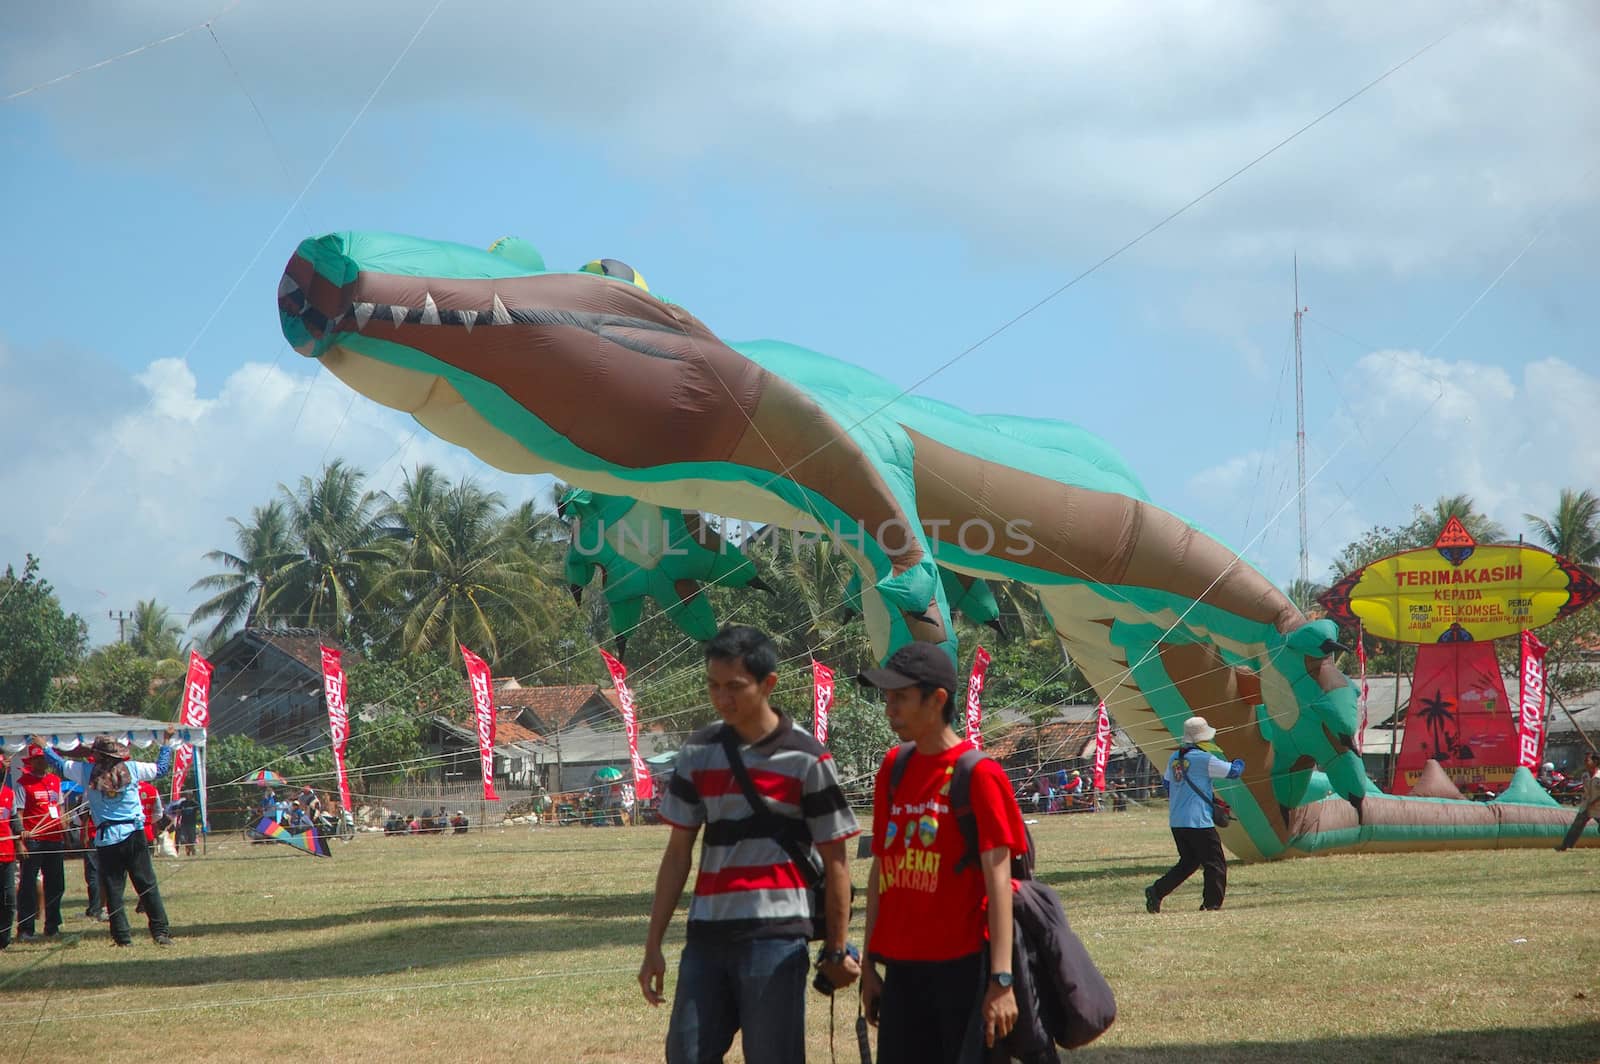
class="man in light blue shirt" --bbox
[1144,716,1244,913]
[41,730,176,946]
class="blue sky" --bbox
[2,0,1595,647]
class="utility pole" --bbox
[1294,256,1309,594]
[109,609,132,643]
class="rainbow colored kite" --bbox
[253,816,332,858]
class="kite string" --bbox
[1,1,245,102]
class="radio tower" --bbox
[1294,256,1309,595]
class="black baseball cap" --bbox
[857,642,958,695]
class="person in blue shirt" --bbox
[1144,716,1245,913]
[38,730,176,946]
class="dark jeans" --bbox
[1559,810,1594,850]
[1150,826,1228,910]
[877,951,989,1064]
[666,935,808,1064]
[99,832,169,944]
[17,838,65,935]
[0,860,14,948]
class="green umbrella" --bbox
[592,766,624,783]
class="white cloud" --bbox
[1185,348,1600,587]
[4,0,1595,273]
[0,340,551,648]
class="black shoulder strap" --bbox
[1174,747,1213,804]
[887,741,917,795]
[718,726,822,888]
[947,746,988,876]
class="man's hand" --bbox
[817,951,861,993]
[638,944,667,1006]
[860,963,883,1026]
[982,983,1018,1048]
[164,725,178,741]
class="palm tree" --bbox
[1413,690,1457,761]
[1524,488,1600,572]
[768,535,871,664]
[128,599,185,660]
[1286,577,1329,615]
[190,501,298,643]
[265,460,400,640]
[1413,494,1506,545]
[379,465,556,664]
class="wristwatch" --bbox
[818,949,847,966]
[989,971,1014,988]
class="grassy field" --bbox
[3,809,1597,1063]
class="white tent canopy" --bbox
[0,712,204,754]
[1,713,211,834]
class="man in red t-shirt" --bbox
[16,744,67,940]
[1,751,23,950]
[858,643,1027,1064]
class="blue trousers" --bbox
[666,935,809,1063]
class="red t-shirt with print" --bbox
[0,785,17,862]
[869,741,1028,963]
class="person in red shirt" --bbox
[857,643,1027,1064]
[15,744,67,941]
[138,781,161,844]
[1,751,23,950]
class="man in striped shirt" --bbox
[640,625,860,1063]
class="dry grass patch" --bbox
[3,809,1596,1062]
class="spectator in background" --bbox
[450,810,469,834]
[70,794,106,921]
[15,743,67,942]
[1,752,21,950]
[1555,751,1600,852]
[174,797,198,856]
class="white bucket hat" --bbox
[1182,716,1216,744]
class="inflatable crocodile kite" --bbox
[278,231,1594,861]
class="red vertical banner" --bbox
[1392,641,1517,795]
[811,660,835,745]
[1092,701,1111,791]
[320,645,353,814]
[170,651,214,802]
[1517,631,1549,772]
[1355,623,1369,755]
[964,646,991,749]
[460,645,501,801]
[599,649,654,801]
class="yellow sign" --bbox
[1323,543,1596,643]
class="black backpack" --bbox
[887,742,1116,1054]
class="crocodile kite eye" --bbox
[580,258,649,293]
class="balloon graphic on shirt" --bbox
[916,814,938,848]
[883,820,898,848]
[277,229,1598,860]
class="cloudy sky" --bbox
[2,0,1595,647]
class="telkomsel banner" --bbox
[1516,631,1549,773]
[170,650,213,803]
[599,649,654,801]
[811,660,834,745]
[460,645,501,801]
[964,646,991,749]
[320,645,353,813]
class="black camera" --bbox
[812,943,861,996]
